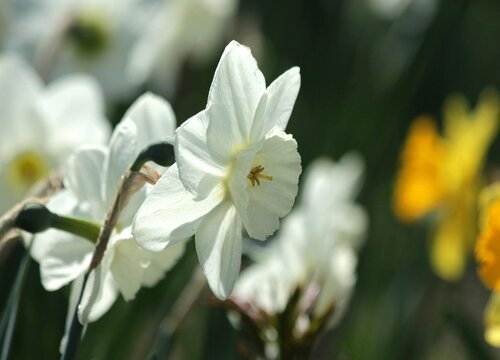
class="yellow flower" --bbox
[393,116,445,222]
[394,90,499,281]
[484,293,500,347]
[476,192,500,291]
[475,185,500,347]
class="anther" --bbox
[247,165,273,187]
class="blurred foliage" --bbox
[3,0,500,358]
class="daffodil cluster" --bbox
[393,90,500,349]
[7,40,302,343]
[224,154,367,359]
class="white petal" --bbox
[122,92,177,151]
[243,128,301,240]
[64,146,107,218]
[78,266,119,324]
[104,119,138,205]
[227,142,261,216]
[195,201,242,299]
[133,164,223,251]
[42,75,110,155]
[39,234,94,291]
[234,251,295,314]
[302,153,364,209]
[141,242,186,287]
[250,67,301,141]
[206,41,266,159]
[0,55,44,156]
[316,246,357,328]
[175,109,225,200]
[110,237,147,301]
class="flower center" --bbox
[8,151,49,191]
[247,165,273,187]
[67,13,110,57]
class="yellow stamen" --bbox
[8,151,48,192]
[247,165,273,187]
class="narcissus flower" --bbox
[133,41,302,299]
[228,155,367,358]
[0,54,109,213]
[235,154,366,319]
[128,0,237,93]
[394,90,499,281]
[6,0,163,100]
[33,94,184,324]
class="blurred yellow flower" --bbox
[475,185,500,347]
[394,90,499,281]
[484,293,500,347]
[393,116,445,222]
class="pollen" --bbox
[247,165,273,187]
[8,151,49,192]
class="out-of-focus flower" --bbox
[133,41,302,300]
[6,0,162,100]
[128,0,237,94]
[229,154,367,358]
[0,54,109,213]
[394,90,499,281]
[32,93,184,325]
[475,185,500,347]
[367,0,437,20]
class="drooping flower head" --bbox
[0,54,109,213]
[33,93,184,324]
[394,90,499,281]
[133,40,302,299]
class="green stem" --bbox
[0,240,33,360]
[60,273,89,360]
[51,214,101,243]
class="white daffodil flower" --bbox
[234,154,367,327]
[233,243,296,315]
[133,41,302,300]
[281,154,367,323]
[33,93,185,324]
[128,0,237,94]
[6,0,162,100]
[0,54,109,213]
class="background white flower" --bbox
[234,154,367,328]
[5,0,163,100]
[128,0,237,94]
[32,93,184,325]
[0,53,109,213]
[133,40,302,300]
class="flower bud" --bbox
[15,203,54,233]
[131,142,175,171]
